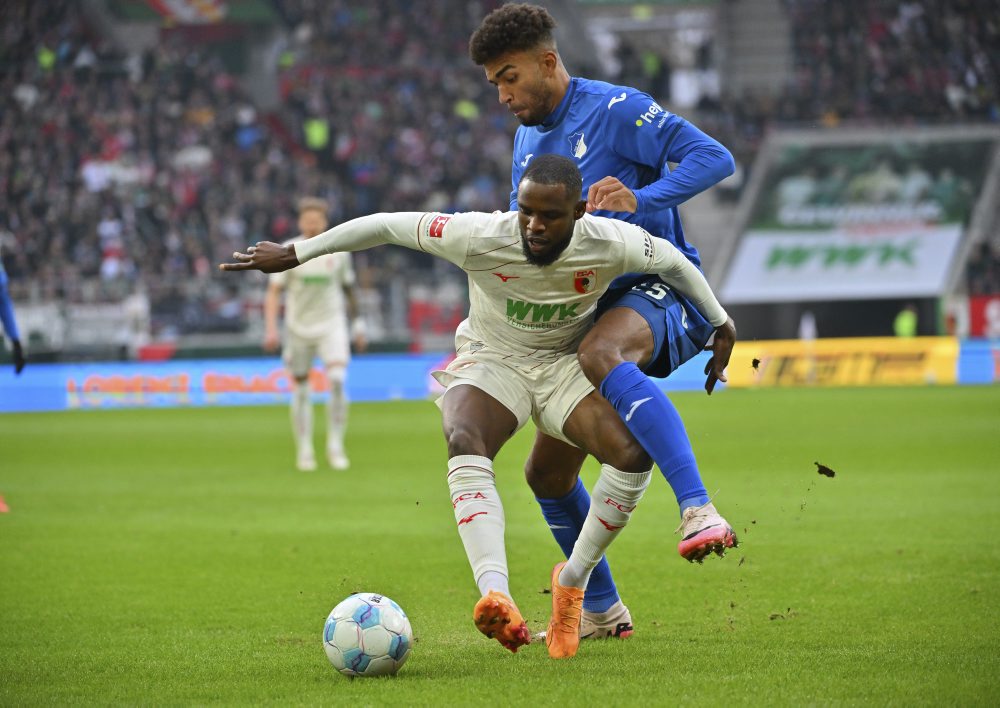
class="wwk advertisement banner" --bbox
[722,137,994,303]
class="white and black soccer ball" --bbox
[323,592,413,677]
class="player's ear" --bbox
[539,49,558,75]
[573,200,587,220]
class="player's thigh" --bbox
[595,276,715,379]
[525,430,588,497]
[433,347,532,458]
[579,306,655,378]
[561,391,650,472]
[283,336,319,380]
[439,383,520,458]
[317,329,350,372]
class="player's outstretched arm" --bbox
[704,317,736,395]
[219,242,298,273]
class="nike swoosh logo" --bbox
[624,397,653,422]
[607,92,626,109]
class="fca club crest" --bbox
[574,269,596,294]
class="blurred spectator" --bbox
[0,0,508,343]
[966,242,1000,295]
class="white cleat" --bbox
[532,600,634,641]
[296,449,317,472]
[327,448,349,470]
[676,501,737,562]
[580,600,634,639]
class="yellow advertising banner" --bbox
[728,337,958,388]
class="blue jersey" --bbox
[0,254,20,341]
[510,77,734,279]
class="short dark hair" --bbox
[519,154,582,197]
[469,3,557,66]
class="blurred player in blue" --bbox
[470,3,737,638]
[0,249,25,375]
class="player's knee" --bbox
[607,437,651,473]
[524,459,576,498]
[444,425,488,459]
[577,335,624,386]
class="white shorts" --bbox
[283,331,350,379]
[431,322,594,446]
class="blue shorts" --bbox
[595,275,715,379]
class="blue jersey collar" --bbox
[538,77,578,132]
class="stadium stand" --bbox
[1,0,997,358]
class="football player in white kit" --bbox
[222,155,735,659]
[264,198,367,471]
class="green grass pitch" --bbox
[2,386,999,705]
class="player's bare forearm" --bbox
[704,317,736,395]
[219,242,298,273]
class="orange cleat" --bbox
[473,590,531,653]
[545,561,585,659]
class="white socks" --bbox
[326,370,347,453]
[290,380,312,454]
[559,464,653,589]
[448,455,509,597]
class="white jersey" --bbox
[270,236,355,340]
[295,211,727,357]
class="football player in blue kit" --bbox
[470,3,738,639]
[0,253,25,375]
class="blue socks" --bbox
[600,362,710,514]
[536,477,619,613]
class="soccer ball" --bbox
[323,592,413,677]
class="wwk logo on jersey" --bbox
[574,270,596,294]
[506,298,580,324]
[427,214,451,238]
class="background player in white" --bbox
[264,197,367,471]
[221,155,735,659]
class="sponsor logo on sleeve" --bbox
[608,92,627,109]
[635,101,669,127]
[428,214,451,238]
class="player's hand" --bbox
[586,176,637,214]
[219,242,298,273]
[11,339,25,375]
[704,317,736,395]
[352,333,368,354]
[263,330,280,352]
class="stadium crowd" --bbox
[0,0,508,338]
[1,0,998,344]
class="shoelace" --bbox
[673,492,720,535]
[553,595,581,632]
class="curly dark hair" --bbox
[469,3,557,66]
[520,154,582,196]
